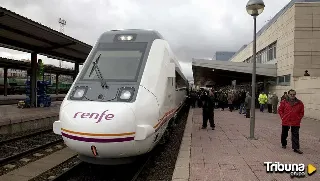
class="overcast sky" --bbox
[0,0,291,79]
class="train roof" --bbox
[100,29,164,41]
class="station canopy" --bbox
[0,7,92,64]
[192,59,277,87]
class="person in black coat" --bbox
[239,90,247,114]
[201,90,215,130]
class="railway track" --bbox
[130,154,152,181]
[48,157,83,181]
[0,139,63,167]
[33,152,154,181]
[0,129,65,176]
[0,128,53,145]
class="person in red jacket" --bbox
[278,89,304,154]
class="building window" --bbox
[278,76,284,83]
[267,43,277,61]
[251,42,277,64]
[257,53,261,63]
[261,50,265,63]
[273,45,276,59]
[277,74,290,86]
[284,74,290,83]
[268,46,273,60]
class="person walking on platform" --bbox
[219,90,227,111]
[278,89,304,154]
[281,92,288,101]
[197,92,203,108]
[227,90,234,112]
[239,90,246,114]
[244,92,252,118]
[201,90,215,130]
[267,92,273,113]
[258,91,267,112]
[190,91,196,108]
[271,92,279,114]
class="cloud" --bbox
[179,61,192,79]
[0,0,291,79]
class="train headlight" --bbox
[71,86,88,100]
[120,91,131,99]
[119,35,133,41]
[114,34,136,42]
[117,87,135,102]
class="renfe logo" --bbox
[74,110,115,123]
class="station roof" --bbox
[0,57,74,76]
[0,7,92,64]
[192,59,277,87]
[192,59,277,77]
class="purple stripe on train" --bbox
[62,132,134,143]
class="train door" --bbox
[162,49,175,114]
[153,49,175,144]
[169,59,176,111]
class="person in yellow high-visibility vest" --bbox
[37,59,44,81]
[258,91,268,112]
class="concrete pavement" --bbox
[172,108,320,181]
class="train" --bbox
[0,77,72,95]
[53,29,189,165]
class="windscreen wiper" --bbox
[94,67,108,89]
[88,54,108,89]
[89,54,101,77]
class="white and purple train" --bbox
[53,29,188,165]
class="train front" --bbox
[53,30,161,165]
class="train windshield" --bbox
[81,42,147,82]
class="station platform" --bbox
[0,102,61,135]
[0,94,66,105]
[172,108,320,181]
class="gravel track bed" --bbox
[0,126,53,142]
[135,105,189,181]
[0,142,66,176]
[29,156,81,181]
[31,155,149,181]
[0,131,61,159]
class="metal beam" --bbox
[0,7,92,49]
[0,23,88,56]
[0,23,57,46]
[0,36,84,62]
[44,42,76,51]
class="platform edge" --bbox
[171,108,193,181]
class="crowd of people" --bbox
[189,86,254,118]
[188,86,305,154]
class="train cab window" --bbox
[81,42,147,82]
[175,71,187,91]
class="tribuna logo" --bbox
[264,162,305,178]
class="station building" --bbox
[192,0,320,119]
[214,51,236,61]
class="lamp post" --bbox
[246,0,265,139]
